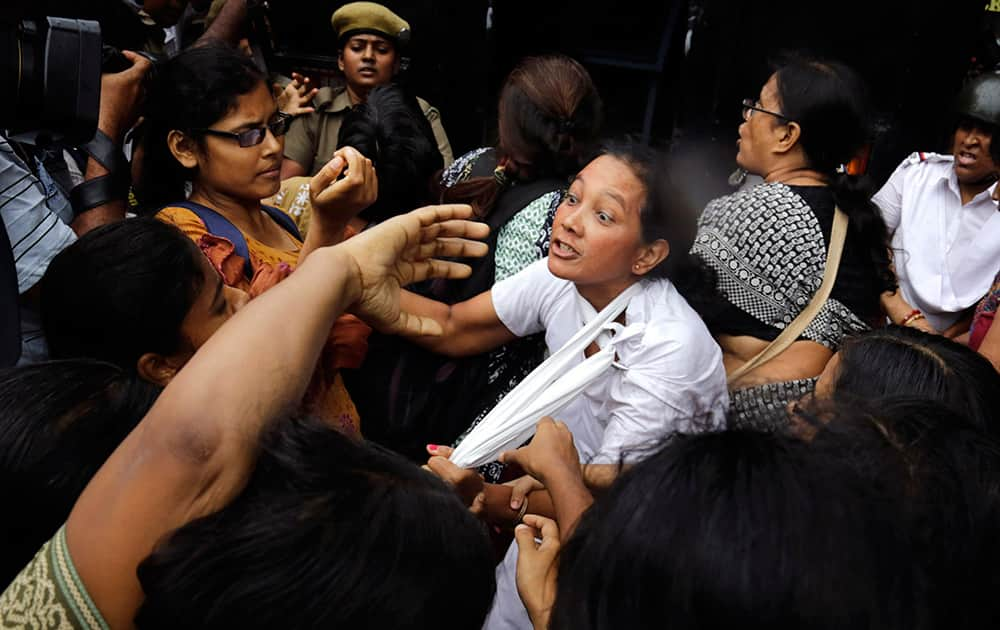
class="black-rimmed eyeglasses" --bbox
[741,98,794,123]
[192,112,293,148]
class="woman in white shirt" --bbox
[404,143,729,629]
[403,141,728,470]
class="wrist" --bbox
[540,462,585,494]
[304,246,363,307]
[97,118,126,145]
[308,216,349,243]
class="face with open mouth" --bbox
[952,119,999,186]
[548,155,654,298]
[338,35,399,92]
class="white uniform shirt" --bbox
[873,152,1000,331]
[491,257,728,464]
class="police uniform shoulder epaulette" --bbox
[900,151,953,169]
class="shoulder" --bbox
[441,147,492,186]
[634,279,713,338]
[889,151,953,181]
[701,182,814,227]
[900,151,953,168]
[156,205,206,234]
[494,258,569,300]
[314,86,352,114]
[631,281,723,365]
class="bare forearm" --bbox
[398,289,457,352]
[881,289,915,324]
[399,289,514,356]
[197,0,248,45]
[148,246,358,473]
[545,467,594,539]
[67,246,360,626]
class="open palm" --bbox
[339,204,489,335]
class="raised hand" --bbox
[337,204,489,336]
[275,72,319,117]
[425,445,486,515]
[99,50,153,142]
[515,514,561,630]
[500,417,581,487]
[309,146,378,225]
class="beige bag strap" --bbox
[727,207,849,386]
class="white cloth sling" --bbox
[449,283,644,469]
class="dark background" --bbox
[36,0,993,209]
[265,0,988,209]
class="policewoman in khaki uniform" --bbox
[280,1,454,178]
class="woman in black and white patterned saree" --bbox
[691,58,895,429]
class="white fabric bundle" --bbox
[449,283,644,469]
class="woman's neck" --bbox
[189,185,266,231]
[764,165,828,187]
[577,277,640,313]
[959,177,996,205]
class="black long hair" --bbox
[337,84,442,224]
[136,42,266,211]
[551,425,918,630]
[773,58,896,294]
[808,397,1000,630]
[831,326,1000,437]
[600,140,718,317]
[135,415,496,629]
[0,359,159,586]
[41,218,205,372]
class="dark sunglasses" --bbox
[741,98,795,123]
[193,112,292,148]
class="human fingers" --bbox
[522,514,560,552]
[426,455,464,484]
[427,456,484,507]
[334,145,366,182]
[404,258,474,286]
[417,217,490,244]
[119,50,153,80]
[407,203,475,227]
[426,444,454,458]
[416,237,489,261]
[310,155,348,197]
[507,475,542,510]
[391,311,445,337]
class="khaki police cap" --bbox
[331,2,411,46]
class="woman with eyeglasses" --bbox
[137,42,379,433]
[691,57,895,430]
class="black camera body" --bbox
[0,16,101,146]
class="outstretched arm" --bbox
[396,288,517,357]
[64,205,488,628]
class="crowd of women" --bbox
[4,7,1000,629]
